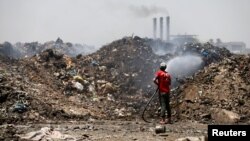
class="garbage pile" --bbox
[171,54,250,124]
[0,36,237,124]
[0,38,96,58]
[0,57,72,124]
[0,42,21,58]
[176,42,231,66]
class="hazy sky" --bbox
[0,0,249,47]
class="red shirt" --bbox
[155,70,171,93]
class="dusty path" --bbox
[1,120,207,141]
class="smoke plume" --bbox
[166,55,203,86]
[129,5,168,18]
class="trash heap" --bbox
[0,42,21,58]
[0,38,96,58]
[177,42,231,65]
[0,36,237,124]
[0,56,73,124]
[171,54,250,124]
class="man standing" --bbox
[153,62,172,124]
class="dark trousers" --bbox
[160,93,171,118]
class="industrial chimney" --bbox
[160,17,163,40]
[153,18,157,39]
[166,16,170,41]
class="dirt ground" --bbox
[1,119,207,141]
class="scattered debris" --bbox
[155,125,166,134]
[0,38,97,58]
[175,136,207,141]
[0,125,19,140]
[171,54,250,123]
[211,108,240,123]
[20,127,76,141]
[0,36,248,125]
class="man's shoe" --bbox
[159,118,165,124]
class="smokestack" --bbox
[160,17,163,40]
[166,16,170,41]
[153,18,157,39]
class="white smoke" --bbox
[71,43,98,56]
[166,55,203,86]
[152,45,176,56]
[129,5,168,18]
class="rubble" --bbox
[175,136,207,141]
[0,38,96,58]
[0,55,79,124]
[0,125,19,140]
[171,54,250,123]
[0,36,244,124]
[0,42,21,58]
[19,127,76,141]
[211,108,240,123]
[73,81,84,91]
